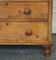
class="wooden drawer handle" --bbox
[24,8,31,15]
[25,30,32,36]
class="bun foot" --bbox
[43,45,51,56]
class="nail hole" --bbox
[6,23,9,26]
[18,10,21,13]
[6,3,8,6]
[37,35,39,38]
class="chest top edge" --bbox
[0,0,50,2]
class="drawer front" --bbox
[0,1,48,22]
[0,22,48,43]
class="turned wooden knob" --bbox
[24,8,31,15]
[25,30,32,36]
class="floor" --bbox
[0,34,56,60]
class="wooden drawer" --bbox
[0,22,48,43]
[0,1,48,22]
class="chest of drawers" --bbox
[0,0,52,56]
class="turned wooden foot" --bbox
[43,45,51,56]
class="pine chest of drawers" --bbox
[0,0,52,56]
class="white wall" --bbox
[52,0,56,33]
